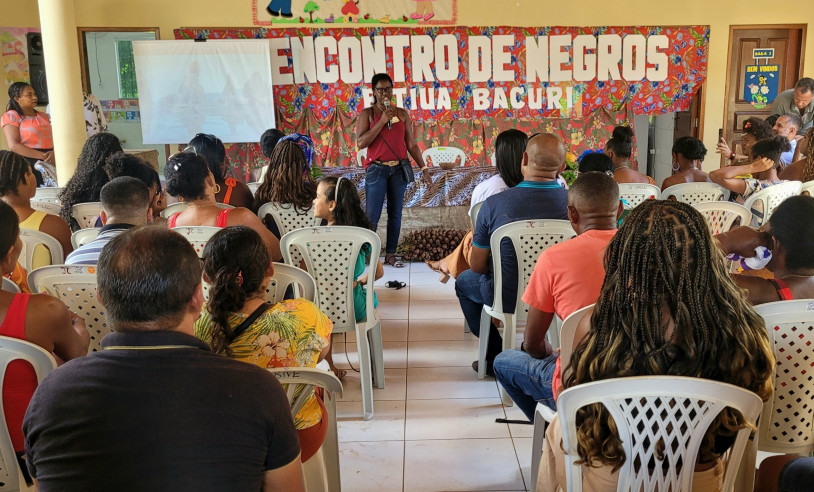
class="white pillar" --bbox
[37,0,86,184]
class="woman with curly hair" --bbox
[187,133,254,210]
[537,200,775,492]
[58,132,122,226]
[164,151,282,261]
[194,226,332,463]
[716,117,774,165]
[253,137,317,238]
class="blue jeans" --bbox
[266,0,292,15]
[455,269,503,364]
[493,350,558,421]
[365,163,408,254]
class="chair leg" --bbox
[733,436,757,492]
[368,323,385,389]
[324,393,342,492]
[530,413,549,492]
[500,314,516,406]
[355,325,375,421]
[477,308,492,379]
[302,448,329,492]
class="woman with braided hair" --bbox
[253,136,317,238]
[537,200,775,492]
[58,132,122,227]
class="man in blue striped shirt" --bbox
[65,177,151,265]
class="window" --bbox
[115,40,138,99]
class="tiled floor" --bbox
[333,261,534,492]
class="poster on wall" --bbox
[743,64,779,109]
[176,26,708,168]
[1,27,38,98]
[252,0,457,26]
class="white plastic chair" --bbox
[29,200,61,216]
[170,226,221,258]
[281,226,384,421]
[0,336,56,492]
[18,228,64,271]
[247,182,261,195]
[71,202,102,229]
[661,182,730,203]
[268,367,343,492]
[1,277,20,294]
[258,202,322,269]
[469,200,484,229]
[356,147,367,167]
[27,265,108,352]
[741,180,802,226]
[530,303,594,491]
[70,228,101,249]
[33,186,62,203]
[202,262,318,305]
[801,180,814,196]
[422,146,467,168]
[617,183,661,208]
[557,376,762,492]
[160,201,234,219]
[692,201,752,235]
[736,300,814,491]
[478,220,576,387]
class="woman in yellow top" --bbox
[194,226,332,463]
[0,150,72,270]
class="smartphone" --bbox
[718,128,724,142]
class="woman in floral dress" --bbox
[194,226,332,462]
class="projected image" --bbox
[133,40,275,144]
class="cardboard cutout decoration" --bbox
[253,0,457,25]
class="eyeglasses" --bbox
[374,86,393,93]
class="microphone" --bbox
[384,100,392,130]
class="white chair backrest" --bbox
[0,336,56,491]
[356,147,368,167]
[741,180,802,226]
[33,186,63,202]
[489,220,576,321]
[661,182,729,204]
[558,303,594,370]
[247,182,261,195]
[1,278,20,294]
[422,146,467,167]
[70,227,101,249]
[754,300,814,455]
[801,180,814,197]
[258,203,322,236]
[268,367,343,492]
[617,183,661,208]
[265,263,317,304]
[558,376,763,492]
[27,265,108,352]
[160,201,234,219]
[170,226,221,258]
[18,228,64,271]
[692,201,752,235]
[281,226,380,333]
[71,202,102,229]
[29,200,62,216]
[469,200,484,229]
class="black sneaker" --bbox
[266,6,279,16]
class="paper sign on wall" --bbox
[743,64,779,109]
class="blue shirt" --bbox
[473,181,568,312]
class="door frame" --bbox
[76,27,161,94]
[721,24,807,146]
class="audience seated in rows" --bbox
[425,129,527,282]
[493,172,621,419]
[716,117,773,165]
[194,226,332,463]
[773,113,802,166]
[254,135,317,238]
[660,136,710,191]
[0,150,72,262]
[58,132,122,228]
[711,136,790,224]
[537,200,775,492]
[103,151,166,219]
[0,200,88,456]
[257,127,286,182]
[779,126,814,182]
[604,125,655,185]
[187,133,254,210]
[576,151,614,175]
[23,227,304,490]
[717,195,814,304]
[456,133,568,376]
[65,177,151,265]
[164,151,282,261]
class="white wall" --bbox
[84,31,166,167]
[653,112,676,187]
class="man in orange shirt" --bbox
[493,172,622,420]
